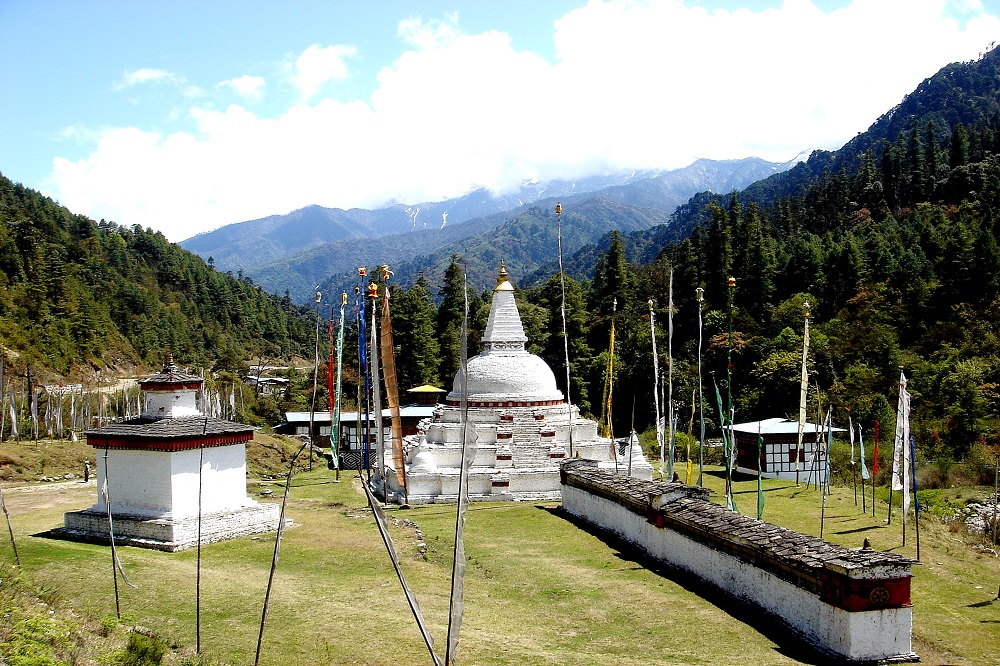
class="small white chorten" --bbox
[383,262,652,504]
[60,359,281,551]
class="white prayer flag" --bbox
[890,372,912,516]
[849,413,855,465]
[859,423,870,480]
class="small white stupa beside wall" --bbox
[60,359,281,551]
[381,262,653,504]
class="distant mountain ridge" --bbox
[358,196,677,299]
[189,155,807,301]
[180,169,664,275]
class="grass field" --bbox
[0,437,998,665]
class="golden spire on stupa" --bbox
[496,259,511,288]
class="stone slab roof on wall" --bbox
[561,459,915,594]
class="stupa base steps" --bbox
[56,503,285,552]
[393,463,650,505]
[403,490,564,505]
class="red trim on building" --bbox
[820,572,912,611]
[139,381,204,391]
[86,433,252,452]
[445,399,562,408]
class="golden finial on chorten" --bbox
[496,259,510,287]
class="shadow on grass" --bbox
[832,524,887,536]
[733,486,793,495]
[283,478,344,488]
[967,599,998,608]
[539,505,851,666]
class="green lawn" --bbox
[1,461,998,665]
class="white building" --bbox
[381,262,652,504]
[60,360,281,551]
[732,417,845,484]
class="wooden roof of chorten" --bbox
[139,354,204,391]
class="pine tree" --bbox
[736,203,775,319]
[924,120,942,194]
[392,277,441,390]
[704,202,732,299]
[907,126,927,203]
[949,123,970,169]
[436,255,465,386]
[590,231,635,321]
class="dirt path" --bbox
[1,480,94,514]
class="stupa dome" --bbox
[446,261,563,406]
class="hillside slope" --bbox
[0,173,312,379]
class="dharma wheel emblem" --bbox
[869,586,890,606]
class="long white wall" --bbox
[562,485,914,662]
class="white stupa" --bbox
[382,262,652,504]
[60,359,281,551]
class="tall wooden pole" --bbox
[696,287,705,487]
[725,277,736,511]
[556,203,574,457]
[308,290,322,472]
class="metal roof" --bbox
[730,418,846,435]
[407,384,446,393]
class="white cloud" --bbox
[52,1,1000,243]
[114,68,179,90]
[218,75,267,102]
[289,44,357,99]
[398,11,462,49]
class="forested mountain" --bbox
[340,196,676,297]
[669,47,1000,236]
[0,173,313,380]
[577,47,1000,465]
[249,196,666,301]
[186,156,803,302]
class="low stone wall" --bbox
[57,503,283,552]
[560,459,917,663]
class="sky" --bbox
[2,0,999,243]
